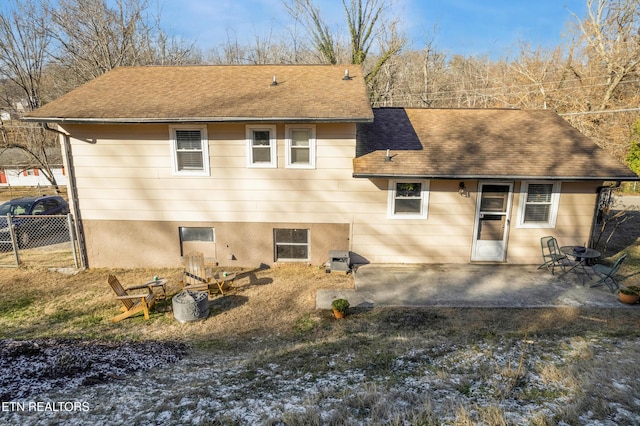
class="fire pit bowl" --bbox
[172,290,210,323]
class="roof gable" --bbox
[354,108,638,180]
[23,65,373,124]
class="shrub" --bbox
[331,298,350,313]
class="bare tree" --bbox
[0,0,62,191]
[284,0,339,64]
[500,44,581,110]
[284,0,405,86]
[207,25,309,65]
[569,0,640,111]
[0,0,50,111]
[48,0,199,86]
[345,0,387,64]
[417,40,449,107]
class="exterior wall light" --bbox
[458,182,469,197]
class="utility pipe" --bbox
[43,123,87,269]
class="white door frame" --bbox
[471,181,514,262]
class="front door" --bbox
[472,182,513,262]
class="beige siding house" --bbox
[23,65,638,268]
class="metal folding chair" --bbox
[591,254,627,293]
[538,236,569,275]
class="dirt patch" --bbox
[0,339,188,401]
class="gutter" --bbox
[42,123,88,269]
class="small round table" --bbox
[559,246,601,282]
[143,278,168,300]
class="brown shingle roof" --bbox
[354,108,638,180]
[23,65,373,123]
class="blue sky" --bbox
[159,0,588,57]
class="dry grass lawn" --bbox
[0,264,353,342]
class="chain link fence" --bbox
[0,213,80,268]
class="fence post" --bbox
[6,214,20,266]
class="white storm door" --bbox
[471,182,513,262]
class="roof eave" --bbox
[352,173,640,181]
[22,116,375,124]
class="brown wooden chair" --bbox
[179,252,212,293]
[107,274,157,323]
[179,252,234,296]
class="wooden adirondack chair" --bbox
[107,274,157,322]
[179,252,211,293]
[179,252,235,296]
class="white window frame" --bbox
[387,179,430,219]
[517,181,561,228]
[274,228,310,262]
[246,125,277,168]
[285,124,316,169]
[169,125,210,176]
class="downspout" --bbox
[43,123,88,269]
[589,181,621,250]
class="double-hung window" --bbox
[247,125,277,168]
[285,125,316,168]
[170,125,209,176]
[388,180,430,219]
[517,181,561,228]
[274,228,309,261]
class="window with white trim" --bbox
[517,181,561,228]
[247,125,277,168]
[274,228,309,261]
[169,125,209,176]
[388,180,430,218]
[285,125,316,168]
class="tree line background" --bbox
[1,0,639,190]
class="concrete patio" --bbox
[316,263,633,309]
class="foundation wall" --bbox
[83,219,349,268]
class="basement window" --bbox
[274,228,309,261]
[179,227,215,242]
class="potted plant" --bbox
[618,286,640,304]
[331,298,350,318]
